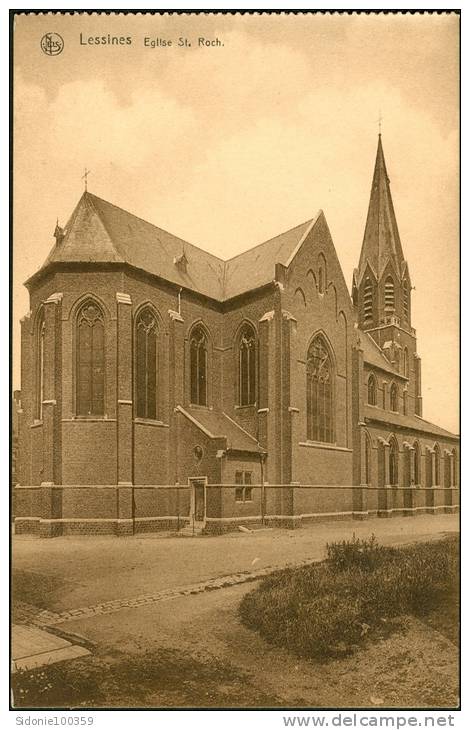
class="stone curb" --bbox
[32,558,320,627]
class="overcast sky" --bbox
[13,12,459,431]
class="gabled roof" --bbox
[364,404,459,441]
[223,218,315,300]
[357,135,407,282]
[358,330,406,379]
[176,406,265,453]
[29,191,316,302]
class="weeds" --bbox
[239,536,458,660]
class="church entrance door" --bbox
[189,477,207,525]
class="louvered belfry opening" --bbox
[384,276,395,314]
[363,277,373,325]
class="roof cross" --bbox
[82,167,91,192]
[376,110,383,135]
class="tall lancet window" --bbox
[136,307,158,419]
[363,277,373,325]
[403,347,409,378]
[367,374,377,405]
[307,334,334,443]
[384,276,395,313]
[434,444,441,486]
[389,438,399,486]
[190,325,208,406]
[238,324,256,406]
[403,279,409,324]
[390,382,398,412]
[35,310,45,420]
[413,441,421,485]
[76,300,105,416]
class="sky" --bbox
[13,12,459,432]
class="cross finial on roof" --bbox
[82,167,91,192]
[376,110,383,135]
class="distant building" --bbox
[14,136,459,536]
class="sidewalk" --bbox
[13,513,458,614]
[12,625,90,673]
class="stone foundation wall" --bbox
[13,483,459,537]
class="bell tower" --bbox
[352,135,422,415]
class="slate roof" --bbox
[356,135,406,282]
[176,406,265,453]
[358,330,406,379]
[32,191,316,302]
[363,404,459,440]
[223,218,315,300]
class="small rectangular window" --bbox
[234,471,254,502]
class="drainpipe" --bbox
[260,451,266,525]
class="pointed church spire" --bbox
[357,135,406,281]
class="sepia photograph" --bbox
[11,9,459,711]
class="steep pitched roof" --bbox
[358,330,406,379]
[43,193,124,266]
[176,406,265,453]
[30,192,315,302]
[364,404,459,441]
[357,135,406,281]
[223,218,315,299]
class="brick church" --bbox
[14,136,459,536]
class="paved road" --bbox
[13,514,458,613]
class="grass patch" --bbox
[12,570,65,610]
[12,647,282,709]
[239,535,459,660]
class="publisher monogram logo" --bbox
[40,33,64,56]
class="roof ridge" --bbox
[85,192,122,260]
[174,405,216,438]
[222,411,261,444]
[364,330,397,365]
[223,217,314,264]
[285,211,322,267]
[88,192,226,264]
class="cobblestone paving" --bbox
[31,558,318,627]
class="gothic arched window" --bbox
[367,374,377,406]
[307,334,334,443]
[403,279,409,323]
[434,444,441,486]
[190,325,208,406]
[35,310,45,420]
[136,307,158,419]
[76,300,105,416]
[403,346,409,378]
[389,438,399,486]
[413,441,420,485]
[363,277,373,325]
[384,276,395,314]
[390,383,398,412]
[238,324,256,406]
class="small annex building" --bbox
[14,136,459,536]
